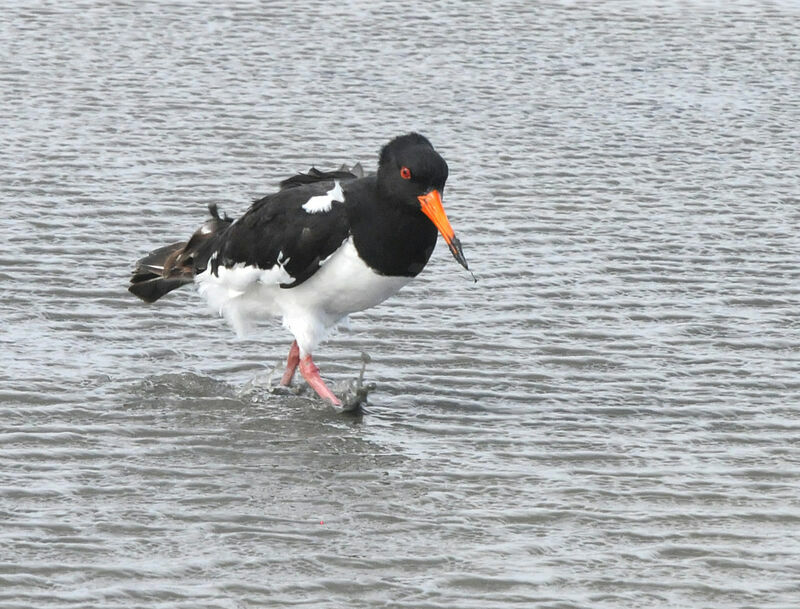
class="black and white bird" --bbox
[129,133,471,406]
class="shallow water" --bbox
[2,1,800,607]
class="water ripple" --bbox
[3,1,800,607]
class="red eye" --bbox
[400,166,411,180]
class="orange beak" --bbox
[418,189,472,276]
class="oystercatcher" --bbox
[129,133,471,406]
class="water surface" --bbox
[2,2,799,607]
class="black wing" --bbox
[278,163,364,190]
[209,178,354,288]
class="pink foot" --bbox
[280,341,300,386]
[299,355,342,406]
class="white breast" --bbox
[194,238,412,354]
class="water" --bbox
[2,1,800,607]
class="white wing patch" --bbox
[302,180,345,214]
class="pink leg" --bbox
[299,354,341,406]
[280,341,300,386]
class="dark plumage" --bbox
[128,133,471,406]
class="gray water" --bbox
[2,1,800,607]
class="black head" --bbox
[376,133,472,275]
[377,133,449,204]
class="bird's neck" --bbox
[346,178,438,277]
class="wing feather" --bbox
[210,180,351,288]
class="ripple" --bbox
[3,1,800,607]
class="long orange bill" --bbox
[418,189,475,281]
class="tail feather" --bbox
[128,204,234,303]
[128,241,192,303]
[129,276,191,303]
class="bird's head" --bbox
[377,133,471,274]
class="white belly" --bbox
[194,238,412,353]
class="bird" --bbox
[128,133,472,406]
